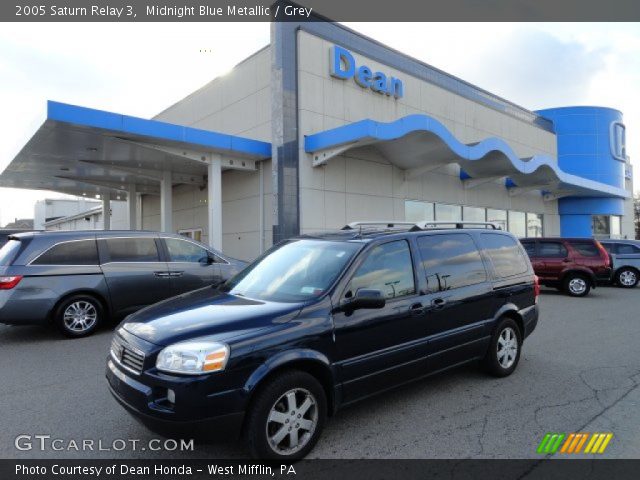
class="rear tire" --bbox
[243,370,327,460]
[563,273,591,297]
[54,294,103,338]
[482,317,522,377]
[616,268,639,288]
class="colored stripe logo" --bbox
[537,433,613,454]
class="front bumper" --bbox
[106,358,246,438]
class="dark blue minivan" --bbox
[106,222,539,460]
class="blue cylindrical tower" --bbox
[536,106,627,237]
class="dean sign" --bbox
[330,45,404,99]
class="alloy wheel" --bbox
[568,277,587,295]
[497,327,518,369]
[266,388,318,456]
[619,270,637,287]
[63,301,98,333]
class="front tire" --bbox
[243,370,327,460]
[483,318,522,377]
[616,268,639,288]
[563,273,591,297]
[54,294,103,338]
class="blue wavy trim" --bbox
[304,114,628,198]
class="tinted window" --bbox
[616,244,640,255]
[225,239,360,303]
[32,239,98,265]
[521,241,536,257]
[601,242,614,254]
[538,241,568,258]
[417,234,487,291]
[105,238,159,262]
[569,241,600,257]
[480,234,529,278]
[347,240,415,299]
[0,239,22,266]
[165,238,210,263]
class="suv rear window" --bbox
[417,233,486,291]
[569,241,600,257]
[31,239,98,265]
[479,233,529,278]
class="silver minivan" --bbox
[0,230,245,337]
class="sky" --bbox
[0,22,638,226]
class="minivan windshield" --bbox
[222,239,361,303]
[0,239,21,266]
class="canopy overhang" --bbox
[305,115,629,200]
[0,101,272,199]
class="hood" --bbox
[122,287,303,346]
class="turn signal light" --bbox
[203,351,227,372]
[0,275,22,290]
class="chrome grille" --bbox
[110,335,145,375]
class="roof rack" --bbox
[341,221,417,231]
[341,220,502,233]
[412,221,501,230]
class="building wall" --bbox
[154,46,271,142]
[45,202,128,231]
[34,198,100,230]
[296,31,560,236]
[142,46,274,260]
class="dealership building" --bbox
[0,21,634,260]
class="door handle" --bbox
[154,271,170,277]
[432,298,446,310]
[169,271,184,277]
[410,303,424,315]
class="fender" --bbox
[243,348,334,395]
[560,267,597,285]
[488,303,526,338]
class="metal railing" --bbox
[341,221,502,232]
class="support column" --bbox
[135,193,143,230]
[127,184,137,230]
[101,192,111,230]
[207,154,222,251]
[160,170,173,233]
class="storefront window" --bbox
[405,200,434,222]
[592,215,611,237]
[435,203,462,222]
[508,211,526,238]
[611,216,622,237]
[462,206,486,223]
[526,213,543,237]
[487,209,508,231]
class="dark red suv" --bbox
[520,238,611,297]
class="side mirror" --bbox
[201,253,215,265]
[341,289,386,312]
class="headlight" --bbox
[155,341,229,375]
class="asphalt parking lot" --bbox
[1,286,639,459]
